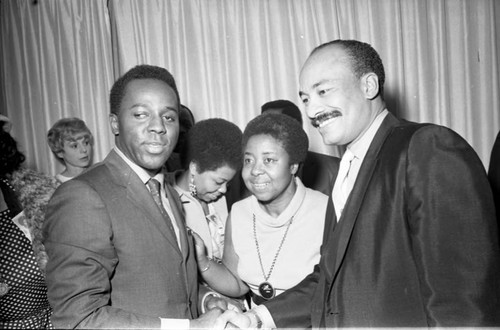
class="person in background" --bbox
[0,116,59,329]
[261,99,339,195]
[218,39,500,328]
[164,104,195,172]
[194,113,328,308]
[489,130,500,230]
[43,64,229,329]
[47,117,94,183]
[168,118,242,264]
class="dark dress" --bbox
[0,178,52,329]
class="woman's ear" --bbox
[189,161,198,175]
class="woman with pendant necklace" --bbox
[167,118,243,263]
[193,113,328,307]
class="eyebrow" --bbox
[299,79,336,97]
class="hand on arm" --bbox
[191,218,249,298]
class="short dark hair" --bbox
[175,104,196,165]
[242,113,308,165]
[0,124,25,175]
[312,39,385,97]
[185,118,243,173]
[109,64,180,115]
[261,100,303,125]
[179,104,195,129]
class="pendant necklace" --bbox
[253,213,293,300]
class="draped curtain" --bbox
[1,0,499,175]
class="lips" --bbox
[251,182,269,190]
[310,110,342,128]
[144,142,166,154]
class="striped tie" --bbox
[147,178,178,244]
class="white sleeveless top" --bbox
[230,177,328,298]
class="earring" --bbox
[189,173,197,197]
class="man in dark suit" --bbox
[43,65,227,329]
[219,40,500,328]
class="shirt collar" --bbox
[347,109,388,161]
[113,147,164,185]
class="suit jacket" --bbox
[299,151,339,196]
[489,130,500,224]
[43,150,200,329]
[265,113,500,328]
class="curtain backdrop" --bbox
[1,0,499,175]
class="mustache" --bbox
[310,110,342,128]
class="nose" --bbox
[218,183,228,194]
[305,95,323,119]
[149,114,166,134]
[250,162,264,176]
[79,143,88,154]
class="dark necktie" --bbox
[147,178,178,245]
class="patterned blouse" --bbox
[0,178,53,329]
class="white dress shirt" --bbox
[332,109,389,220]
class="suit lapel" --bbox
[105,151,182,256]
[328,113,400,281]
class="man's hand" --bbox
[190,308,224,329]
[190,230,208,263]
[214,310,256,329]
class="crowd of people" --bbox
[0,39,499,329]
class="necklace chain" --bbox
[253,213,294,282]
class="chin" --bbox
[322,133,343,146]
[253,193,273,203]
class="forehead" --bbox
[63,132,89,142]
[299,46,352,86]
[122,78,178,106]
[245,134,286,153]
[205,165,236,180]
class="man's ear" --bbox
[363,72,379,100]
[109,114,119,135]
[290,163,299,175]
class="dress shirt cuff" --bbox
[252,305,277,329]
[200,291,220,313]
[160,317,190,329]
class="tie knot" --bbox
[147,178,161,194]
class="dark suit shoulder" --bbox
[300,151,340,195]
[306,150,339,162]
[72,161,115,189]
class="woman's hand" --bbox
[190,229,210,266]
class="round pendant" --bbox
[258,281,275,300]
